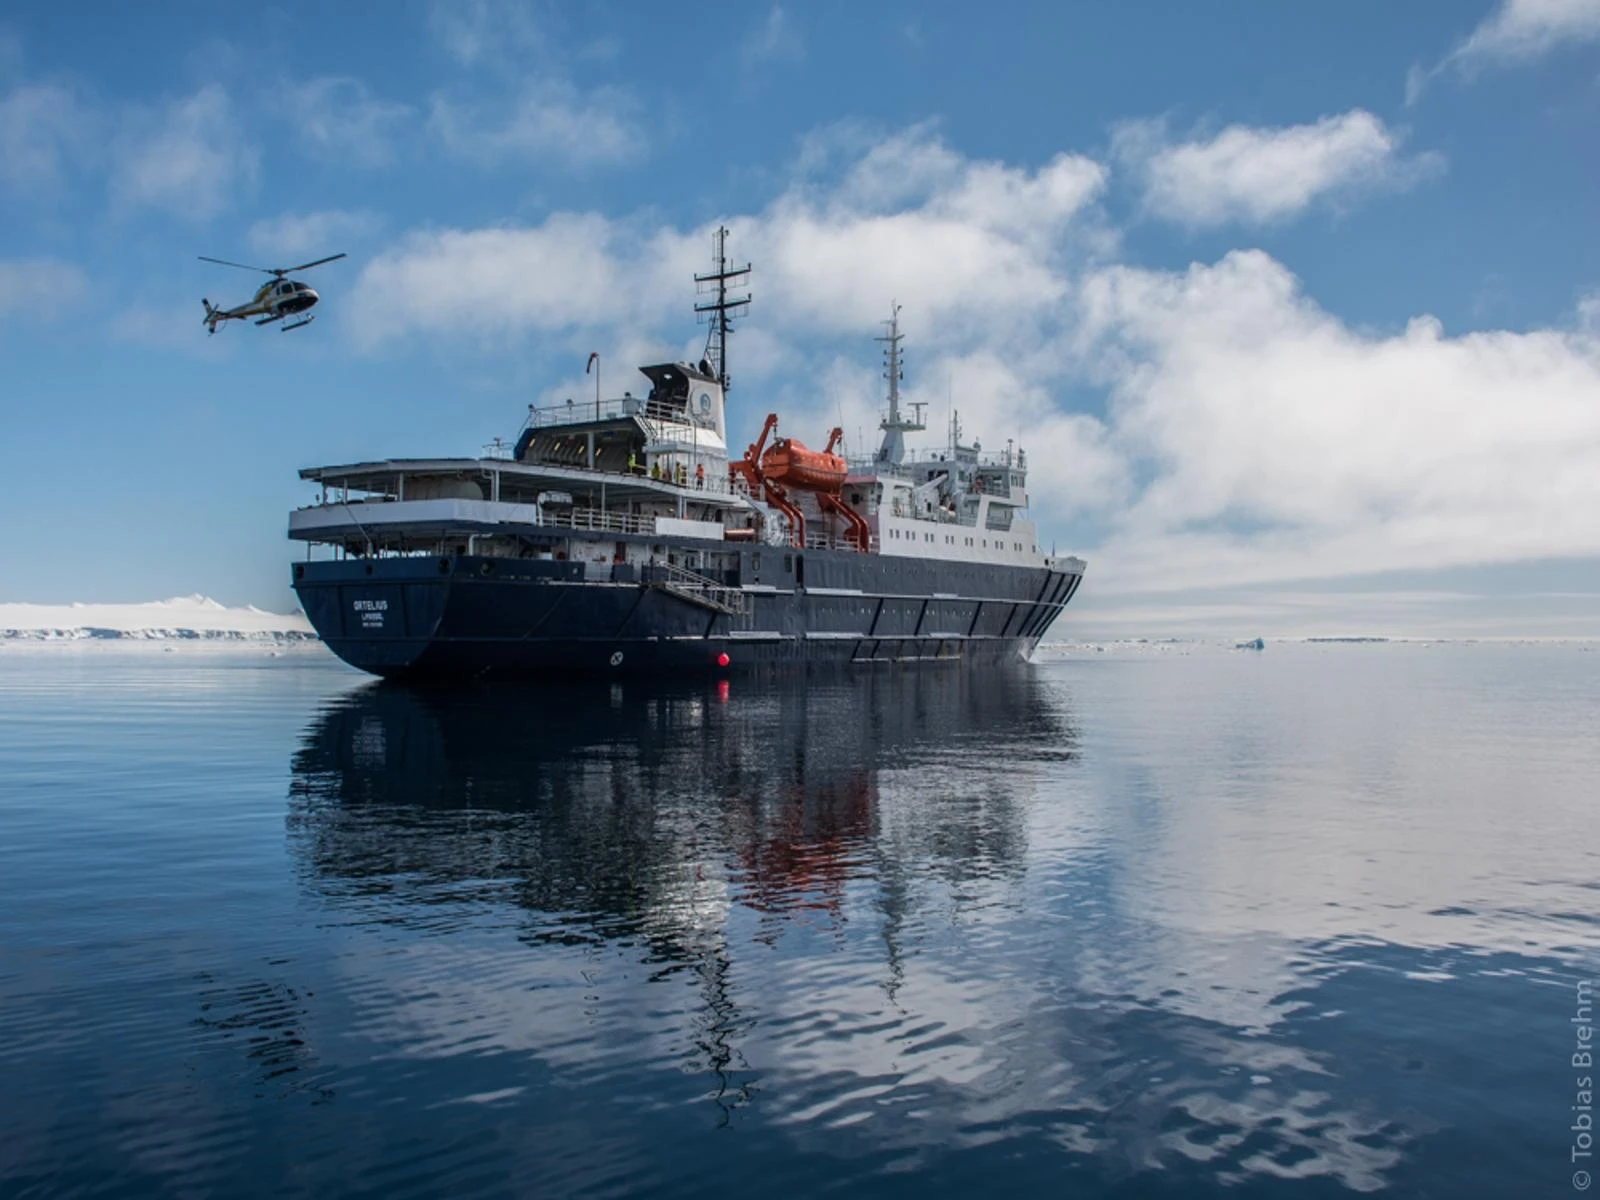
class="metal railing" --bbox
[802,531,876,553]
[646,562,748,615]
[525,395,717,432]
[542,507,656,535]
[846,448,1026,474]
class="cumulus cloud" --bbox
[1115,110,1437,228]
[112,85,257,218]
[346,127,1600,596]
[1448,0,1600,65]
[1410,0,1600,99]
[350,214,648,347]
[427,80,642,168]
[354,127,1104,346]
[247,209,381,261]
[0,257,89,320]
[1081,252,1600,590]
[284,77,412,168]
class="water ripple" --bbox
[2,644,1597,1195]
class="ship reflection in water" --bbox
[289,670,1064,934]
[288,673,1068,1132]
[278,661,1577,1198]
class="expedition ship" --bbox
[289,231,1086,677]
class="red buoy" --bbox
[717,652,730,667]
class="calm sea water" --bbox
[1,642,1596,1198]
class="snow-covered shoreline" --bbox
[0,595,316,642]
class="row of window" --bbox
[882,528,1036,554]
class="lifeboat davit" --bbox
[760,437,847,493]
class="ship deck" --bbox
[298,457,747,508]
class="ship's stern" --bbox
[293,558,454,676]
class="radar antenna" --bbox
[694,226,751,393]
[874,302,924,465]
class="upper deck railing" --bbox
[846,446,1028,476]
[545,506,656,535]
[802,530,878,553]
[525,395,718,432]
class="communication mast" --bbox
[694,226,751,392]
[875,302,925,465]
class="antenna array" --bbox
[694,226,751,392]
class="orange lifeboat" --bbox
[760,436,847,494]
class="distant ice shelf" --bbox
[0,595,316,641]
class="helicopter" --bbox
[198,252,346,333]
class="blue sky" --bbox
[2,1,1598,635]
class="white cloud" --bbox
[346,127,1600,599]
[284,77,411,168]
[349,214,640,347]
[1116,110,1435,228]
[1080,251,1600,591]
[428,81,642,167]
[112,85,257,219]
[1410,0,1600,99]
[1449,0,1600,66]
[742,5,804,67]
[0,82,93,193]
[0,257,89,320]
[1578,290,1600,337]
[351,128,1104,346]
[247,210,381,261]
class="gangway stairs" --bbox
[646,563,749,616]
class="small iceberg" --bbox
[1235,637,1265,651]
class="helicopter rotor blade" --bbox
[198,255,278,275]
[283,253,347,273]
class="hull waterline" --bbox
[293,550,1083,680]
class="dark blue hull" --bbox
[292,545,1084,679]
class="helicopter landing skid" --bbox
[281,315,315,332]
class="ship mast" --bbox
[875,302,924,465]
[694,226,751,392]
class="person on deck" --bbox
[695,463,705,490]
